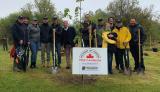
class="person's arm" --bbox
[11,24,22,43]
[102,32,116,44]
[124,27,131,43]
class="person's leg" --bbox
[34,42,39,67]
[51,43,56,67]
[22,53,27,72]
[130,44,139,71]
[3,43,5,51]
[124,49,130,69]
[41,43,45,66]
[108,51,113,74]
[117,49,124,72]
[65,45,71,69]
[114,48,119,70]
[56,43,61,67]
[4,41,8,51]
[6,42,8,51]
[46,43,50,67]
[30,41,37,68]
[84,40,89,47]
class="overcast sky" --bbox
[0,0,160,19]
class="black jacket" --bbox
[81,21,96,41]
[129,24,146,45]
[11,22,29,47]
[50,24,63,44]
[40,23,52,43]
[62,27,76,47]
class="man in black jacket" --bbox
[96,18,104,47]
[40,17,51,68]
[129,18,146,73]
[62,20,76,69]
[11,16,29,72]
[50,16,63,68]
[81,14,96,47]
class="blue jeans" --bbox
[30,41,39,65]
[51,42,61,66]
[108,51,113,74]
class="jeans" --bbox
[30,41,39,66]
[108,51,113,74]
[41,43,50,64]
[51,42,61,66]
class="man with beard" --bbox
[129,18,146,73]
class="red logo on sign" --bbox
[86,54,94,58]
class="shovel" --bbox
[52,29,58,74]
[123,43,132,75]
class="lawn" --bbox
[0,46,160,92]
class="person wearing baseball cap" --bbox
[11,16,29,72]
[40,16,52,68]
[113,18,131,74]
[27,17,40,69]
[50,16,63,69]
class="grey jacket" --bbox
[28,24,40,42]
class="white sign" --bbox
[72,48,108,75]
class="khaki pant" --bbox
[41,43,50,64]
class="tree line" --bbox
[0,0,159,46]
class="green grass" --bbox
[0,46,160,92]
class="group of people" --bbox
[81,14,146,74]
[11,14,146,75]
[11,16,76,72]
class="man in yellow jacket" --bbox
[102,23,117,74]
[113,19,131,73]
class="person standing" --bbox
[108,17,119,70]
[81,14,96,47]
[50,16,62,68]
[62,20,76,69]
[96,18,104,47]
[2,35,8,51]
[113,19,131,73]
[28,18,40,69]
[129,18,146,73]
[102,23,117,74]
[11,16,29,72]
[40,17,51,68]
